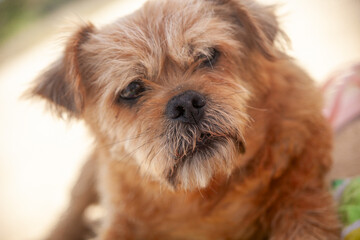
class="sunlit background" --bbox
[0,0,359,239]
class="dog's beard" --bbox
[133,102,249,190]
[165,131,241,189]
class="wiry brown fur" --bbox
[31,0,341,239]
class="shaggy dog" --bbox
[31,0,340,239]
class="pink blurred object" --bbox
[322,63,360,132]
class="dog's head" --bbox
[31,0,282,190]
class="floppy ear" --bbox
[214,0,280,59]
[31,23,95,118]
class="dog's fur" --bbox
[31,0,341,239]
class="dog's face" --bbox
[32,0,280,190]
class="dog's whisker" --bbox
[99,129,157,150]
[146,144,166,166]
[244,104,269,112]
[118,135,162,162]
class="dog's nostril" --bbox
[167,105,184,119]
[174,106,185,119]
[192,97,206,109]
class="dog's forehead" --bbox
[96,0,235,63]
[85,0,241,88]
[122,1,216,56]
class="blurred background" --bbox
[0,0,359,239]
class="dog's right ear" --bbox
[211,0,281,60]
[31,23,95,118]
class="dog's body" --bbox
[31,0,340,239]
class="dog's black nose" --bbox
[165,90,206,124]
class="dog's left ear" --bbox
[214,0,280,59]
[31,23,95,118]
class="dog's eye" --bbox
[199,48,220,68]
[117,80,146,103]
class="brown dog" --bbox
[31,0,341,239]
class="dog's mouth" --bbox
[174,131,245,158]
[192,132,226,155]
[173,132,226,160]
[166,129,245,186]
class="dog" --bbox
[30,0,341,239]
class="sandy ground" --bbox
[0,0,359,239]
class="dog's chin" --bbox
[165,135,244,191]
